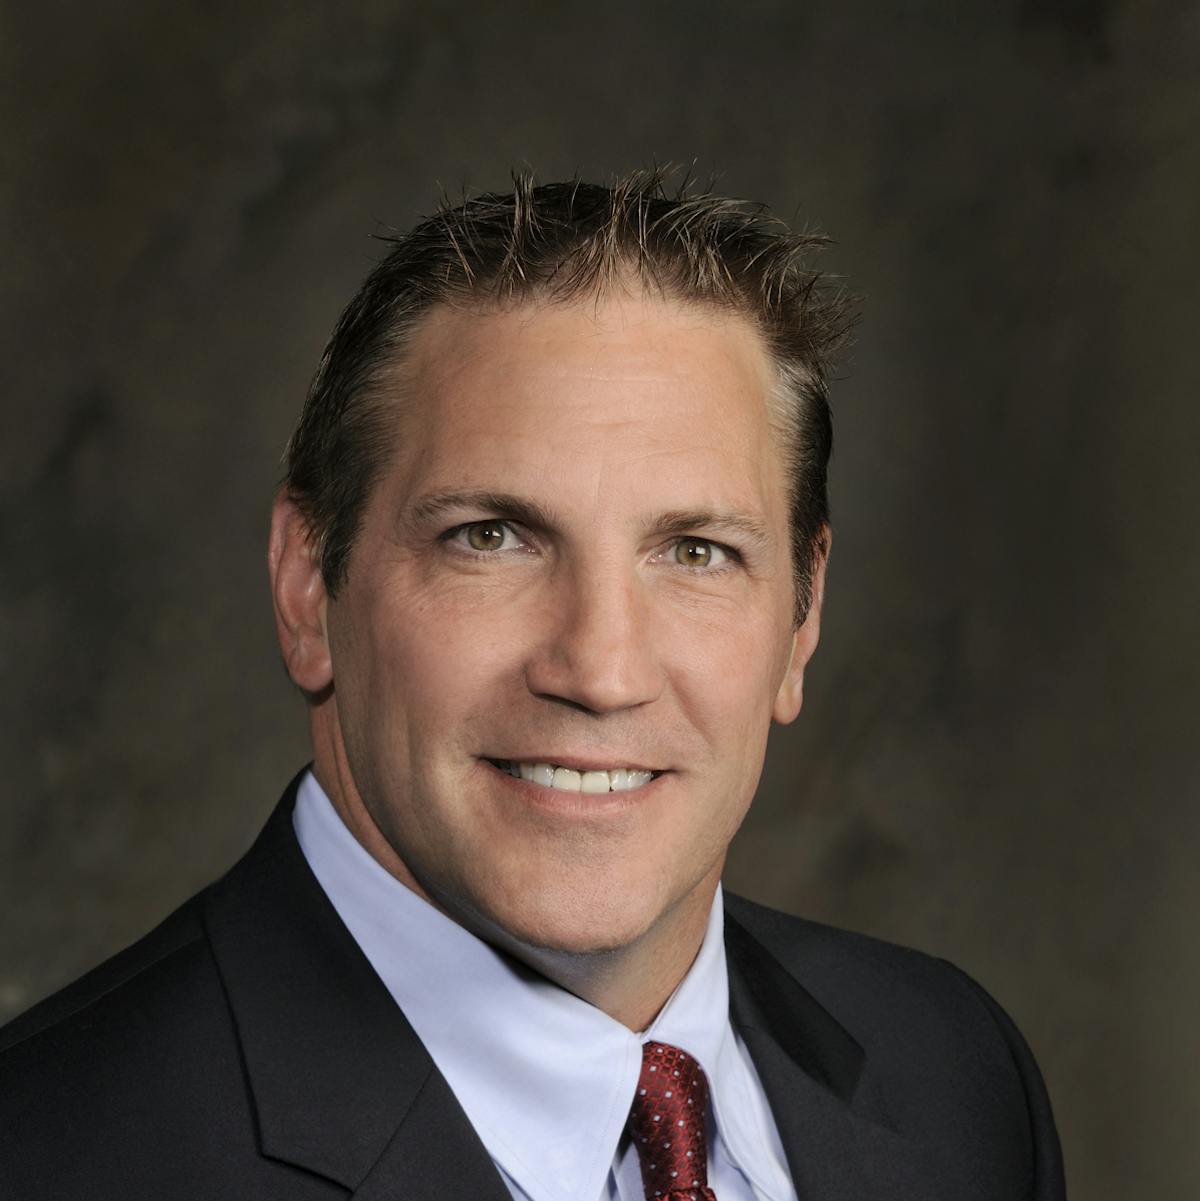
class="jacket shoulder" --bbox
[725,893,1066,1199]
[0,895,206,1053]
[0,889,278,1198]
[725,890,1031,1066]
[726,892,962,987]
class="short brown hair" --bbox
[284,169,854,621]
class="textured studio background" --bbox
[2,2,1197,1196]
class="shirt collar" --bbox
[293,770,765,1201]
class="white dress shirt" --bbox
[294,771,797,1201]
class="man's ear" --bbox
[268,492,334,694]
[772,533,829,725]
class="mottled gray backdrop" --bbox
[3,2,1197,1196]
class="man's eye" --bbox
[459,521,519,552]
[673,538,729,569]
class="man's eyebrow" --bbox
[647,509,774,549]
[405,490,559,531]
[404,492,773,549]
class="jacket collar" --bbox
[724,908,865,1102]
[724,903,963,1201]
[202,773,511,1200]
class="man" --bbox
[0,173,1065,1199]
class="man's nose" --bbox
[524,563,665,715]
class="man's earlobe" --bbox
[772,536,829,725]
[268,494,334,694]
[772,628,809,725]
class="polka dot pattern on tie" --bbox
[627,1041,718,1201]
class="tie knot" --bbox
[627,1042,717,1201]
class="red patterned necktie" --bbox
[627,1041,718,1201]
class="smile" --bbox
[488,760,661,794]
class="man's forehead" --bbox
[402,290,777,396]
[366,292,792,537]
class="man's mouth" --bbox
[486,759,662,794]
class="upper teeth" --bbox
[498,761,656,793]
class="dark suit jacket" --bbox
[0,775,1065,1199]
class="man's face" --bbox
[318,292,819,956]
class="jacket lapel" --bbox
[203,776,510,1201]
[350,1069,510,1201]
[725,908,962,1201]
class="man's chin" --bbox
[450,887,666,964]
